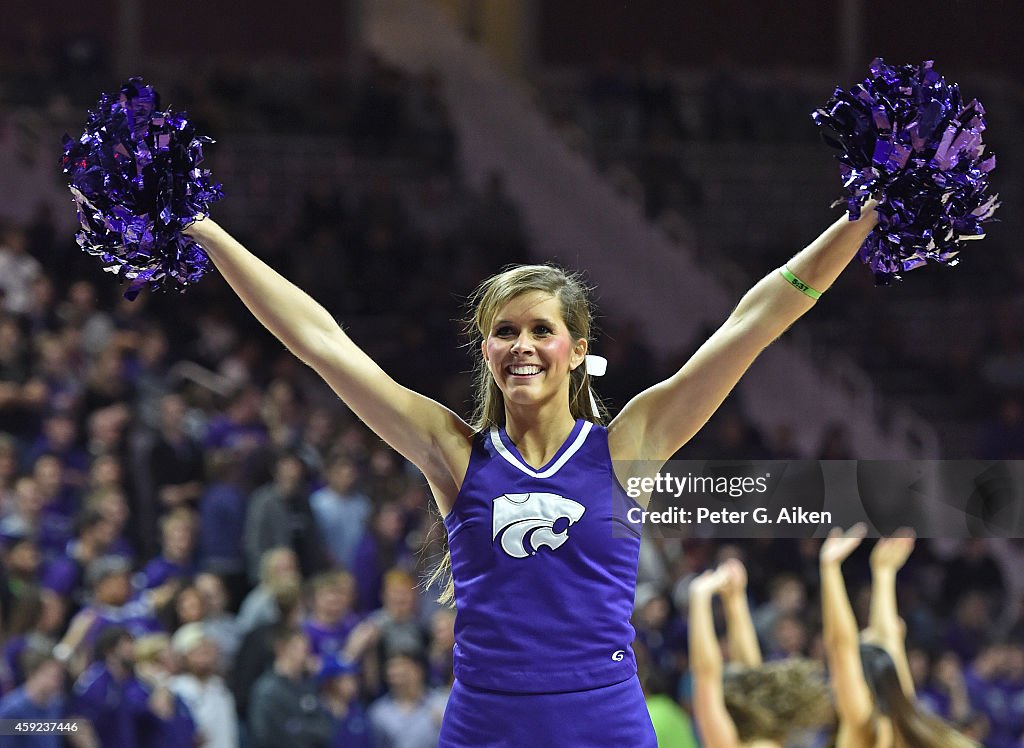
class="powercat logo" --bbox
[491,493,586,558]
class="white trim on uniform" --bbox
[489,421,594,478]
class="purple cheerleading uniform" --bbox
[440,419,655,746]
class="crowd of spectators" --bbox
[1,49,1024,747]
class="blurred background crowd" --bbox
[2,0,1024,746]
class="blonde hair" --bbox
[466,264,603,430]
[428,264,604,605]
[723,659,836,742]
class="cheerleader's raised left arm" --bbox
[610,202,878,473]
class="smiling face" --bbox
[467,265,599,432]
[482,291,586,412]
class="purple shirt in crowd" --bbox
[302,613,363,659]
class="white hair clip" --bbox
[584,355,607,415]
[585,354,607,377]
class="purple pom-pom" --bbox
[812,58,999,283]
[61,78,224,298]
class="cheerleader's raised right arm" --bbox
[689,568,742,748]
[868,530,917,697]
[184,218,472,512]
[720,559,763,668]
[820,525,875,732]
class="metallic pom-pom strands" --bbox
[813,58,999,284]
[61,78,224,299]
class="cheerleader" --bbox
[689,559,833,747]
[183,200,877,745]
[819,525,978,747]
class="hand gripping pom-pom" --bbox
[61,78,224,299]
[812,58,999,284]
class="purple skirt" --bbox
[438,675,657,747]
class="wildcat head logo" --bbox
[492,493,586,558]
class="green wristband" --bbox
[779,266,822,300]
